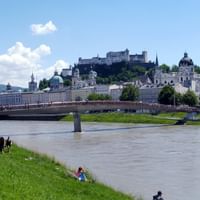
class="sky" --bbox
[1,0,200,87]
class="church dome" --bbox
[49,71,64,90]
[50,71,64,84]
[178,52,194,67]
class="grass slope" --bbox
[61,112,177,124]
[62,112,200,125]
[0,145,134,200]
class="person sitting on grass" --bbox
[75,166,87,182]
[0,137,4,153]
[5,136,12,152]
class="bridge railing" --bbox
[0,101,199,114]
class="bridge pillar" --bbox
[73,112,82,132]
[184,112,197,120]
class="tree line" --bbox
[88,85,199,107]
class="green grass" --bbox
[61,112,177,125]
[62,112,200,125]
[186,121,200,125]
[156,112,186,119]
[0,145,134,200]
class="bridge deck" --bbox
[0,101,198,116]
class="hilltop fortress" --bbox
[78,49,154,66]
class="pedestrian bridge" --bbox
[0,101,198,132]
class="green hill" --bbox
[0,84,24,92]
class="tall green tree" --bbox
[63,79,71,87]
[175,92,183,106]
[120,85,139,101]
[159,64,170,73]
[171,65,179,72]
[158,85,175,105]
[39,78,49,90]
[182,90,198,106]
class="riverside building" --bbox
[1,53,200,106]
[154,53,200,95]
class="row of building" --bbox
[0,51,200,106]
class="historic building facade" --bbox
[154,53,200,94]
[72,68,97,89]
[1,52,200,106]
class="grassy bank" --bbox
[61,112,200,125]
[186,121,200,125]
[61,112,179,124]
[0,145,134,200]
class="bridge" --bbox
[0,101,199,132]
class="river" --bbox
[0,120,200,200]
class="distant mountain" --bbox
[0,84,25,92]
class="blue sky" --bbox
[0,0,200,86]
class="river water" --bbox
[1,120,200,200]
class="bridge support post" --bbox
[184,112,197,120]
[73,112,82,132]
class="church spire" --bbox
[155,54,159,67]
[31,73,35,82]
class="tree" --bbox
[63,79,71,87]
[194,65,200,74]
[120,85,139,101]
[39,78,49,90]
[182,90,198,106]
[130,65,146,77]
[175,92,183,106]
[158,85,175,105]
[117,70,134,82]
[87,93,112,101]
[159,64,170,73]
[171,65,178,72]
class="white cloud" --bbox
[34,44,51,57]
[7,42,51,62]
[0,42,68,87]
[38,60,69,81]
[30,21,57,35]
[53,60,69,70]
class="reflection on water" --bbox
[0,121,200,200]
